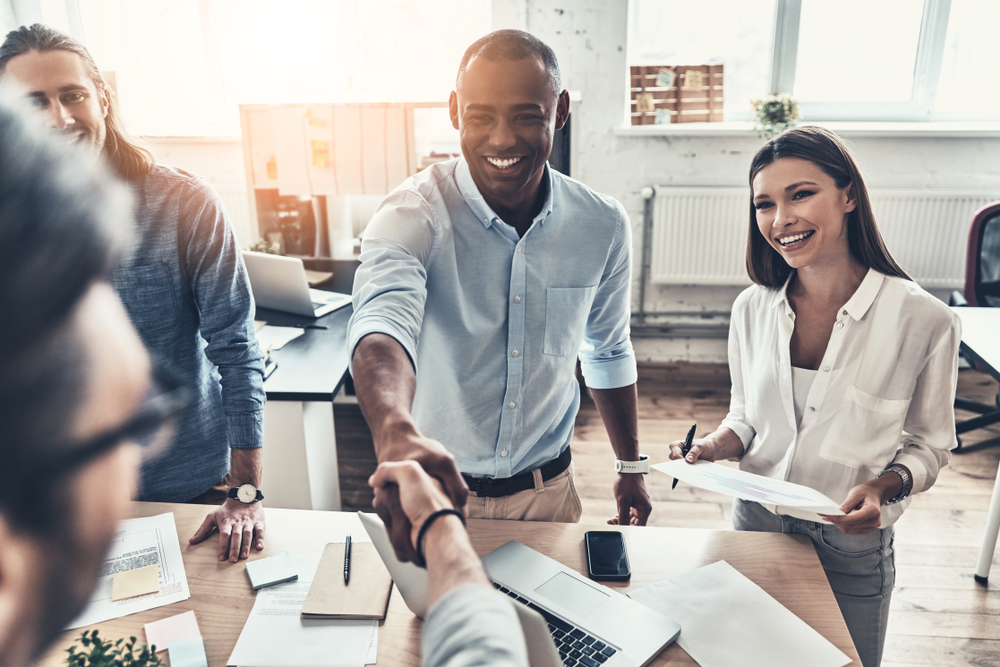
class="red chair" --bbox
[950,201,1000,449]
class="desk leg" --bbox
[975,458,1000,583]
[262,401,342,511]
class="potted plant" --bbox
[64,630,161,667]
[751,93,799,138]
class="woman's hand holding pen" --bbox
[668,428,744,463]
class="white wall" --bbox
[145,0,1000,362]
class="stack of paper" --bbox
[229,552,377,667]
[628,560,851,667]
[66,513,190,629]
[246,552,299,590]
[144,610,202,654]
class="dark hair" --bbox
[0,23,154,180]
[456,29,562,98]
[0,90,130,534]
[746,125,910,288]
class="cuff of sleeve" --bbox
[580,354,638,390]
[227,411,264,449]
[719,419,755,452]
[890,451,929,495]
[348,317,418,376]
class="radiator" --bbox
[646,186,1000,288]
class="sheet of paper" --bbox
[67,513,190,629]
[144,610,201,653]
[229,553,375,667]
[168,637,208,667]
[652,459,845,515]
[112,564,159,601]
[629,561,851,667]
[366,625,378,664]
[255,325,305,352]
[246,552,299,590]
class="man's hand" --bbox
[375,433,468,563]
[370,460,455,550]
[189,499,265,562]
[607,473,652,526]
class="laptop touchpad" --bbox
[534,571,608,617]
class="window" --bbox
[77,0,490,136]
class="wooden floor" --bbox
[335,363,1000,667]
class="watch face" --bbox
[236,484,257,503]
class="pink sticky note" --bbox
[144,610,201,653]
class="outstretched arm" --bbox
[592,383,652,526]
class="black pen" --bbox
[672,423,698,490]
[343,534,351,584]
[293,324,327,330]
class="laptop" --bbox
[242,251,352,318]
[358,512,680,667]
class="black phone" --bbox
[584,530,631,582]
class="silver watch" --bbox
[879,465,912,505]
[615,455,650,474]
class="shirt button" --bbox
[512,349,519,357]
[516,246,522,252]
[842,309,848,315]
[823,365,830,372]
[836,322,845,329]
[501,450,508,457]
[514,295,521,303]
[508,402,515,408]
[809,407,816,412]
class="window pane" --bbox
[935,0,1000,119]
[629,0,775,120]
[794,0,922,103]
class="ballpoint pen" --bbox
[293,324,328,330]
[673,423,698,490]
[344,534,351,584]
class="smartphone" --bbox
[584,530,631,582]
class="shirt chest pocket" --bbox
[820,385,911,472]
[111,261,180,345]
[543,286,597,357]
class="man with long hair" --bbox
[0,24,267,563]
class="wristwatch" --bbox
[615,455,650,474]
[228,483,264,504]
[879,465,912,505]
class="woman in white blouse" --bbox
[669,126,960,667]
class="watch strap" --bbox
[616,454,650,474]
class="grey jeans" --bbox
[732,498,895,667]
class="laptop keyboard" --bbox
[493,581,618,666]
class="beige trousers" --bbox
[466,462,583,523]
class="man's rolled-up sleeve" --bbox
[579,204,638,390]
[348,190,437,374]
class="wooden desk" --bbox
[258,304,352,511]
[951,307,1000,582]
[41,503,860,666]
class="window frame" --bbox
[768,0,954,122]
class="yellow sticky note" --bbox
[310,139,327,150]
[682,70,704,90]
[312,148,329,168]
[112,564,160,601]
[636,92,655,113]
[265,156,277,180]
[308,117,327,128]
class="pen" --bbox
[672,423,698,490]
[344,534,351,584]
[293,324,327,330]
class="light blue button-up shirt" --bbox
[349,158,636,478]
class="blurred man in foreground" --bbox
[0,94,189,665]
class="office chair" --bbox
[949,201,1000,450]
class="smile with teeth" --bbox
[777,230,814,247]
[486,156,523,169]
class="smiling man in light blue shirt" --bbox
[350,30,650,563]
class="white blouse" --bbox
[720,269,961,527]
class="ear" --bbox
[0,513,40,663]
[554,89,570,131]
[844,184,857,213]
[448,90,459,130]
[99,84,110,119]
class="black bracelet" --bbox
[415,508,466,568]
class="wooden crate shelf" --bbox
[629,65,724,125]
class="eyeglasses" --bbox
[34,364,194,481]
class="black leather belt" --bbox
[462,447,572,498]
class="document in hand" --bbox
[652,459,845,515]
[228,552,377,667]
[629,561,852,667]
[66,512,190,629]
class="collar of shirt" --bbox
[454,157,555,230]
[775,267,885,320]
